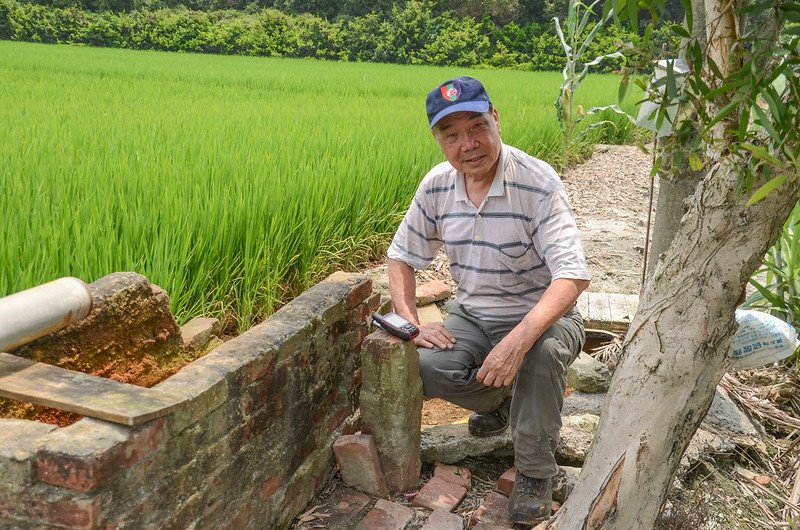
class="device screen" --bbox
[382,313,411,327]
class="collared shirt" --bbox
[388,143,590,321]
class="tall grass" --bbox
[1,41,640,330]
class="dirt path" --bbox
[562,144,655,295]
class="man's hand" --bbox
[476,332,530,387]
[414,322,456,350]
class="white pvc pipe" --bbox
[0,277,93,352]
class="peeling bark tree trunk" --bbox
[547,0,800,527]
[551,160,799,529]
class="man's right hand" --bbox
[414,322,456,350]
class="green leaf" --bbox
[752,104,782,144]
[618,73,630,103]
[650,155,662,177]
[740,143,783,167]
[671,25,690,38]
[746,175,786,206]
[689,154,704,171]
[681,0,693,31]
[707,55,724,79]
[703,99,740,133]
[738,105,751,141]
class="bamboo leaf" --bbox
[704,99,740,133]
[681,0,693,30]
[740,143,783,167]
[746,175,786,206]
[618,73,630,103]
[752,104,783,144]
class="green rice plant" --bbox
[0,41,639,331]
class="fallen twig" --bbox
[721,374,800,432]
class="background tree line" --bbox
[5,0,685,25]
[0,0,676,70]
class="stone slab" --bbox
[417,304,444,325]
[0,353,180,426]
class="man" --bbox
[387,76,590,525]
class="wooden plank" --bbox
[576,292,590,320]
[625,294,640,319]
[587,292,612,325]
[0,353,180,426]
[608,293,633,326]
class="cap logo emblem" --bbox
[441,82,461,102]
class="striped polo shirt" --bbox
[388,143,590,321]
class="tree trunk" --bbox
[549,157,800,529]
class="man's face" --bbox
[433,108,502,183]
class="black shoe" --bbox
[467,397,511,437]
[509,473,552,525]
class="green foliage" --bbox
[0,0,642,71]
[744,201,800,362]
[554,0,636,170]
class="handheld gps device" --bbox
[372,312,420,341]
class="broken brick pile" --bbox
[321,454,559,529]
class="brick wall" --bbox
[0,272,378,529]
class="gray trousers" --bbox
[418,301,585,478]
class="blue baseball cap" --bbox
[426,76,491,129]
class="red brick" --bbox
[38,419,165,493]
[434,463,472,491]
[495,467,515,496]
[357,499,415,530]
[411,477,466,512]
[470,492,511,528]
[330,488,371,514]
[416,281,451,305]
[366,292,381,312]
[333,434,389,497]
[421,508,463,529]
[0,497,101,530]
[347,279,373,308]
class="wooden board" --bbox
[578,292,641,333]
[0,353,180,426]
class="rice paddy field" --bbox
[1,40,641,330]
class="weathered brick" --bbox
[37,418,164,492]
[421,508,463,530]
[433,463,471,491]
[155,362,230,436]
[347,279,374,309]
[411,477,466,512]
[0,496,101,530]
[360,331,423,492]
[331,488,371,513]
[324,271,372,309]
[333,434,389,497]
[0,420,57,488]
[357,499,415,530]
[180,317,221,351]
[416,281,451,306]
[496,467,515,497]
[470,492,511,528]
